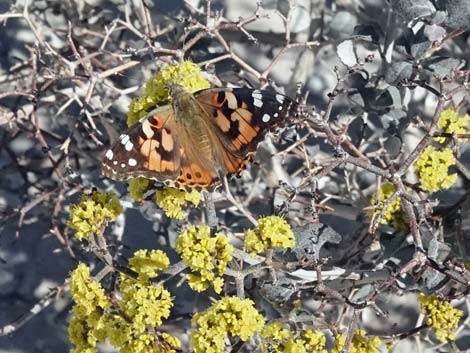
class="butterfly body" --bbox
[102,85,297,190]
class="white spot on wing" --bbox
[262,113,271,122]
[113,161,118,165]
[120,163,126,168]
[128,158,137,166]
[124,141,133,151]
[121,134,130,145]
[274,113,279,118]
[252,91,263,108]
[254,98,263,108]
[276,94,285,104]
[105,150,113,160]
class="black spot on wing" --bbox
[216,91,226,104]
[160,149,174,161]
[219,100,233,121]
[227,119,240,140]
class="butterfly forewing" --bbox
[102,106,181,181]
[195,88,297,158]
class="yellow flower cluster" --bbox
[68,251,180,353]
[68,191,123,240]
[68,263,111,353]
[128,179,200,219]
[370,183,407,230]
[419,293,463,342]
[175,225,233,293]
[128,248,170,280]
[261,322,327,353]
[332,330,382,353]
[127,61,210,127]
[156,187,201,220]
[244,216,295,255]
[414,146,457,192]
[128,177,151,202]
[119,274,173,334]
[192,296,265,353]
[435,108,470,143]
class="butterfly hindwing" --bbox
[173,145,219,190]
[102,107,181,181]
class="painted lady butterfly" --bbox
[102,84,297,190]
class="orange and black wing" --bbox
[102,106,181,182]
[195,87,297,175]
[172,145,220,190]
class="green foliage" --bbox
[244,216,295,255]
[191,296,265,353]
[68,192,123,240]
[175,225,233,293]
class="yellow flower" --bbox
[68,316,97,353]
[261,323,327,353]
[244,215,295,256]
[68,191,123,240]
[128,177,150,202]
[333,330,382,353]
[414,146,457,192]
[68,256,178,353]
[127,61,210,127]
[119,250,174,334]
[128,249,170,280]
[69,264,111,353]
[176,225,233,293]
[162,332,181,350]
[435,108,470,143]
[156,187,201,220]
[70,264,111,315]
[192,296,265,353]
[369,183,407,230]
[303,329,328,353]
[419,293,463,342]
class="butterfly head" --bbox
[167,81,201,125]
[167,81,187,98]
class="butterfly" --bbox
[102,83,298,190]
